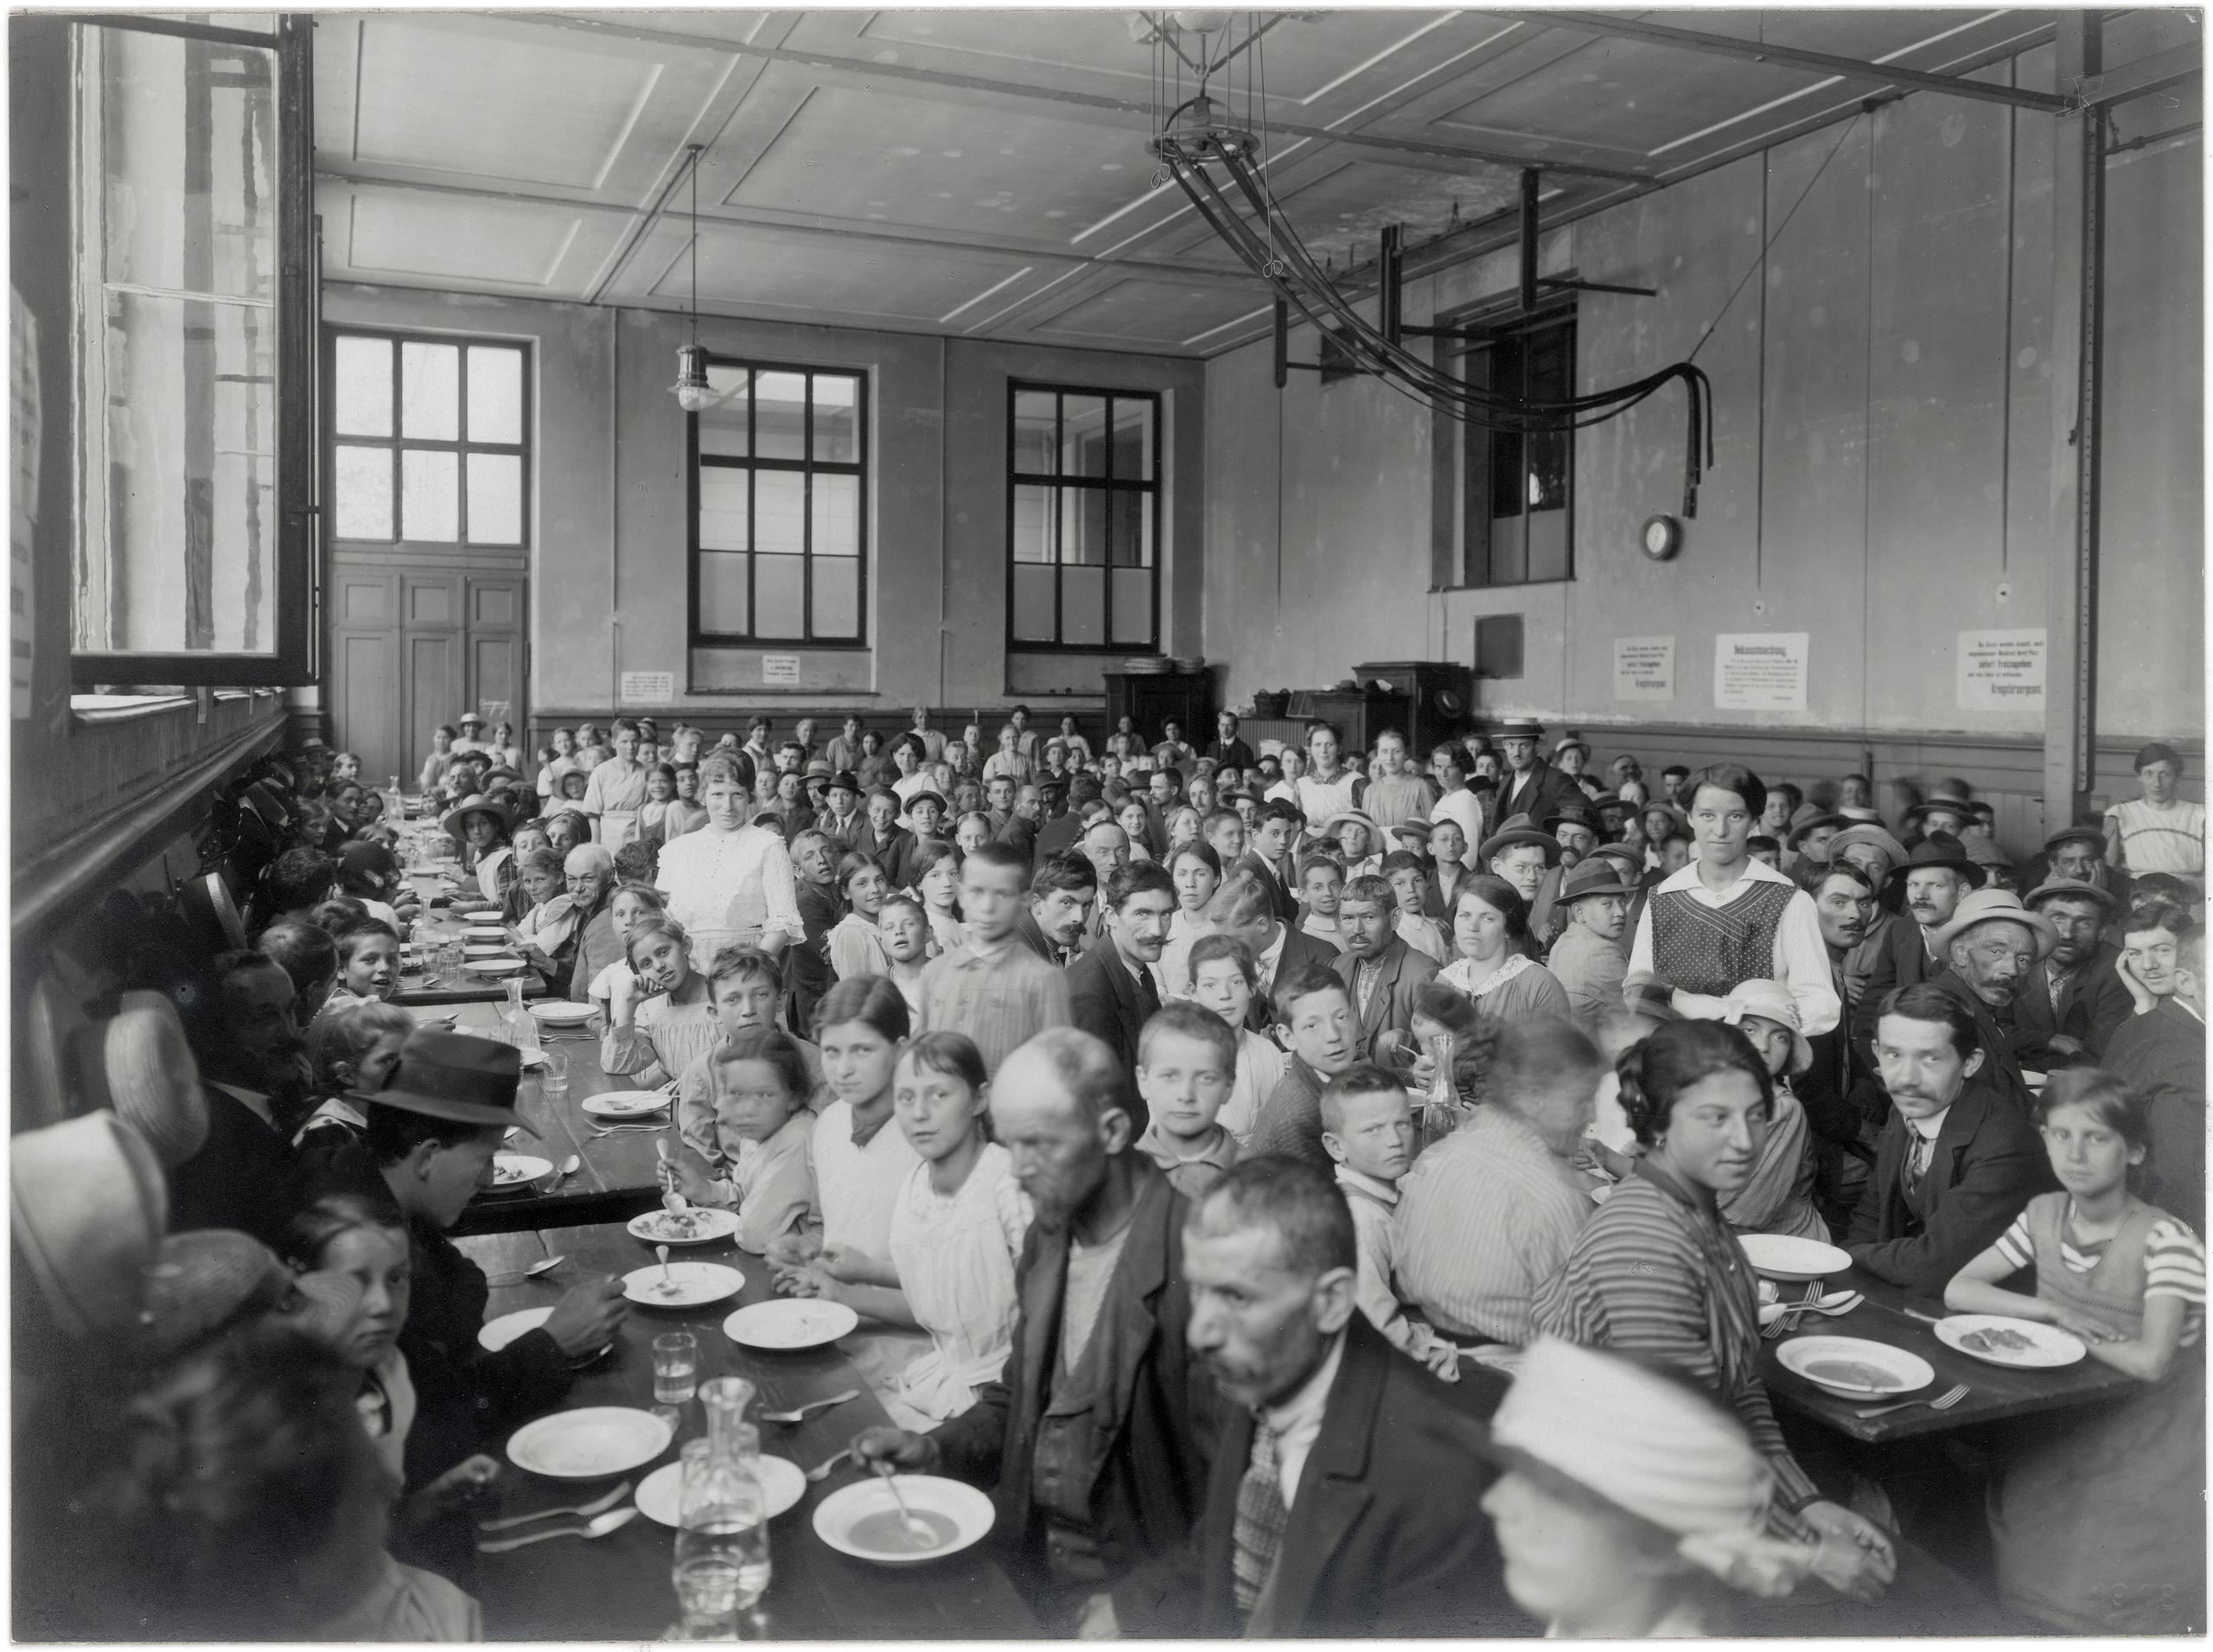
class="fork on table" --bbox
[1855,1383,1970,1419]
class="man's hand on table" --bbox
[540,1276,629,1359]
[851,1426,941,1476]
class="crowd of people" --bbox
[13,703,2205,1640]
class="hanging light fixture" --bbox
[670,144,710,412]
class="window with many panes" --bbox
[1459,313,1575,587]
[689,361,866,646]
[328,331,530,547]
[1009,386,1158,652]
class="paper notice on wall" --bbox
[1712,633,1808,712]
[762,655,800,686]
[620,670,673,705]
[1956,628,2045,712]
[1612,636,1675,702]
[12,288,38,719]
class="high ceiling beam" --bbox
[2076,41,2202,107]
[1502,10,2072,114]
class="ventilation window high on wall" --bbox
[328,330,532,549]
[688,360,867,647]
[1009,385,1159,653]
[1459,310,1576,588]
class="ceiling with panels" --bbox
[313,7,2113,356]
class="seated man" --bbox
[2013,878,2133,1067]
[1330,874,1438,1059]
[1014,851,1098,969]
[851,1030,1218,1631]
[2107,921,2208,1231]
[1392,1018,1599,1344]
[1852,832,1983,1068]
[1845,985,2053,1292]
[1923,889,2059,1113]
[1105,1159,1515,1639]
[169,951,309,1250]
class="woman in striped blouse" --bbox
[1532,1018,1897,1601]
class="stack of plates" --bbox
[1119,655,1171,673]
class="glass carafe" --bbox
[666,1382,769,1641]
[503,977,539,1050]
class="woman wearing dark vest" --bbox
[1624,763,1842,1036]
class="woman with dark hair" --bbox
[1532,1018,1896,1601]
[1438,874,1572,1022]
[654,751,804,966]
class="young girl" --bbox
[443,796,514,905]
[1159,842,1221,998]
[297,998,414,1150]
[1715,981,1829,1241]
[586,883,667,1018]
[774,978,920,1300]
[602,914,718,1088]
[911,839,966,955]
[827,852,891,982]
[1947,1070,2205,1634]
[665,765,708,839]
[558,769,590,807]
[1117,797,1158,864]
[953,811,993,858]
[637,763,682,845]
[665,1027,818,1254]
[876,895,931,1023]
[1185,934,1287,1148]
[328,920,403,1008]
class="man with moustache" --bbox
[1099,1159,1515,1640]
[1492,717,1578,826]
[1068,864,1177,1107]
[1330,875,1438,1059]
[1923,890,2058,1115]
[851,1030,1218,1630]
[1852,832,1984,1068]
[1797,860,1880,1234]
[1016,853,1100,969]
[2013,879,2134,1067]
[1825,822,1907,1008]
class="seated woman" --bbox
[1947,1068,2205,1635]
[1159,841,1221,998]
[1713,980,1829,1241]
[1532,1019,1894,1601]
[484,721,521,773]
[602,915,717,1089]
[1183,933,1285,1148]
[1438,876,1572,1023]
[417,725,458,797]
[442,794,515,908]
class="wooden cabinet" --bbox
[1104,669,1215,750]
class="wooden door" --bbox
[327,562,526,787]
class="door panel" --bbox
[328,561,525,785]
[467,576,526,748]
[407,631,462,782]
[335,630,399,782]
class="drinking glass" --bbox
[540,1047,569,1102]
[653,1331,699,1406]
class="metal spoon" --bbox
[486,1254,566,1285]
[756,1388,861,1425]
[873,1462,934,1544]
[658,1243,673,1290]
[555,1154,581,1182]
[477,1479,632,1533]
[476,1506,640,1553]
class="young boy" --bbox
[1297,852,1346,945]
[875,894,932,1023]
[915,839,1072,1074]
[1249,965,1356,1169]
[1319,1066,1460,1381]
[666,1030,818,1254]
[1380,849,1448,963]
[1132,1004,1240,1200]
[674,947,826,1157]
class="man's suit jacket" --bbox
[817,807,865,852]
[1494,762,1577,828]
[1013,906,1075,970]
[1331,934,1439,1060]
[1245,925,1342,1035]
[1234,851,1301,929]
[2108,999,2208,1232]
[1852,914,1937,1063]
[929,1159,1218,1595]
[992,809,1038,867]
[1068,943,1159,1121]
[1114,1316,1522,1639]
[2012,942,2134,1066]
[1034,811,1084,864]
[1845,1077,2055,1292]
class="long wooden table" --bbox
[457,1221,1040,1641]
[1759,1264,2142,1444]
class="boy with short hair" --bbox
[1321,1065,1460,1381]
[916,839,1072,1073]
[666,1029,817,1253]
[674,947,825,1158]
[1380,849,1448,963]
[1132,1004,1240,1199]
[1297,852,1346,945]
[1249,965,1356,1169]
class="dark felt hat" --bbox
[347,1029,540,1138]
[1885,831,1987,890]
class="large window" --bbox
[327,331,531,548]
[1009,385,1159,652]
[67,13,316,686]
[689,360,867,646]
[1459,313,1575,587]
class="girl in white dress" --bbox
[1184,933,1287,1149]
[602,915,720,1088]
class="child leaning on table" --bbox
[662,1027,816,1254]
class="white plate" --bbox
[464,924,509,941]
[636,1455,807,1528]
[489,1153,552,1190]
[1776,1335,1935,1397]
[723,1298,860,1350]
[519,1047,548,1070]
[813,1475,995,1566]
[1936,1313,2087,1368]
[623,1261,745,1308]
[530,1000,597,1026]
[1738,1234,1853,1283]
[466,957,527,976]
[584,1089,671,1119]
[507,1407,674,1480]
[464,944,512,958]
[479,1305,554,1352]
[629,1208,741,1247]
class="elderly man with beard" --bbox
[851,1030,1219,1631]
[1923,890,2058,1115]
[1851,832,1983,1068]
[1846,985,2053,1292]
[1099,1159,1515,1641]
[2013,879,2133,1067]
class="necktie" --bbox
[1231,1422,1287,1616]
[1904,1131,1935,1195]
[1136,964,1161,1017]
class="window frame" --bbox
[1455,304,1578,591]
[686,354,871,650]
[1004,380,1163,655]
[67,12,317,690]
[321,325,535,552]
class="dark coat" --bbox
[1924,967,2035,1116]
[929,1159,1219,1598]
[1245,926,1342,1035]
[1115,1316,1524,1639]
[1331,934,1440,1061]
[1068,943,1159,1127]
[1851,913,1938,1065]
[861,820,915,876]
[2012,941,2135,1066]
[167,1086,295,1252]
[1035,812,1085,864]
[2107,999,2208,1233]
[1845,1077,2055,1292]
[1014,906,1076,970]
[1494,763,1578,829]
[993,810,1038,867]
[1234,852,1302,929]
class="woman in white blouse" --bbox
[654,752,803,966]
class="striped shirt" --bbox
[1393,1105,1592,1343]
[1532,1166,1822,1521]
[2104,798,2206,876]
[917,934,1072,1075]
[1995,1204,2205,1346]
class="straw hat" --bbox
[178,871,248,952]
[1929,889,2059,963]
[10,1113,169,1341]
[1716,979,1813,1076]
[1388,817,1434,846]
[441,794,513,844]
[139,1230,294,1360]
[68,990,208,1170]
[1495,717,1545,739]
[348,1028,541,1138]
[1320,810,1381,840]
